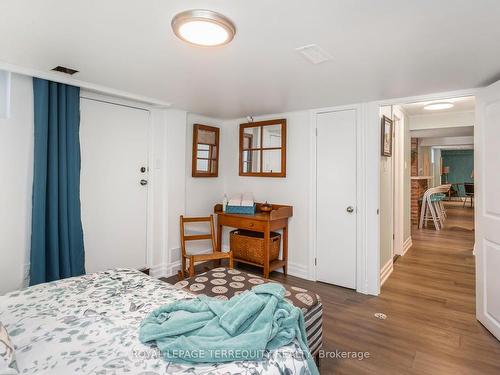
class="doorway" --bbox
[380,95,475,286]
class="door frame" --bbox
[310,103,367,293]
[79,91,156,272]
[368,88,478,295]
[392,106,407,257]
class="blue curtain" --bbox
[30,78,85,286]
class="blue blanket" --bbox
[139,282,319,374]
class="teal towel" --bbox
[139,283,319,374]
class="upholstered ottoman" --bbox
[174,267,323,357]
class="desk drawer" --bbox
[219,216,267,232]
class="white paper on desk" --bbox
[241,192,255,207]
[228,194,242,206]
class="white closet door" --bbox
[316,109,357,289]
[80,98,150,273]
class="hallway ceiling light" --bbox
[171,10,236,47]
[424,102,454,111]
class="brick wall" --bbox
[411,179,429,225]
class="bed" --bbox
[0,269,312,374]
[174,267,323,358]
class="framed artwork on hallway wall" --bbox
[381,115,393,157]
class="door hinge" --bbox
[315,128,318,136]
[314,258,317,266]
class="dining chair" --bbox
[463,183,474,208]
[179,215,234,279]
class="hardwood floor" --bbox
[163,202,500,374]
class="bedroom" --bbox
[1,1,500,374]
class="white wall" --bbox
[164,109,188,275]
[419,136,474,147]
[379,105,411,274]
[403,110,412,243]
[409,111,474,130]
[177,111,312,279]
[0,70,11,119]
[379,106,393,271]
[221,112,311,278]
[0,74,33,294]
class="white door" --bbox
[80,98,150,273]
[316,109,357,289]
[476,80,500,340]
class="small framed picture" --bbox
[381,115,393,157]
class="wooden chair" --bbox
[179,215,233,279]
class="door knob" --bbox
[140,179,148,186]
[346,206,354,213]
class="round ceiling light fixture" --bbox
[423,102,454,111]
[171,9,236,47]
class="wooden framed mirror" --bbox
[239,119,286,177]
[192,124,220,177]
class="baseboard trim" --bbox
[275,262,309,280]
[164,259,309,281]
[166,261,182,278]
[149,263,168,278]
[402,237,413,256]
[380,258,394,286]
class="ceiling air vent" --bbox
[295,44,332,65]
[51,66,79,75]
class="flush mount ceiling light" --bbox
[171,9,236,47]
[424,102,454,111]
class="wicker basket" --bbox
[230,229,281,265]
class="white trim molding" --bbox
[380,258,394,286]
[0,60,171,108]
[275,262,309,280]
[402,237,413,256]
[167,260,182,278]
[149,264,168,278]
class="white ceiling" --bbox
[1,0,500,118]
[401,96,475,116]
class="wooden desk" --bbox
[214,203,293,279]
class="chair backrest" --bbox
[422,186,444,204]
[464,183,474,195]
[435,184,451,194]
[179,215,217,259]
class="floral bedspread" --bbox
[0,269,311,374]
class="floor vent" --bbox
[374,312,387,320]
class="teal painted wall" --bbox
[441,150,474,196]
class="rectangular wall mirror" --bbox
[192,124,219,177]
[239,119,286,177]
